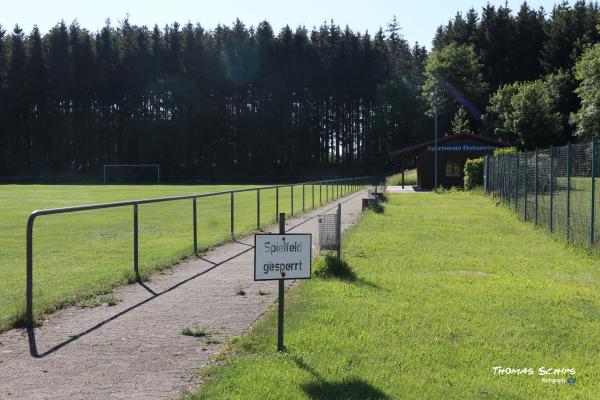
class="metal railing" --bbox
[25,176,374,325]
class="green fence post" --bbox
[549,146,554,232]
[591,138,596,250]
[507,154,512,206]
[515,152,519,212]
[524,150,528,221]
[534,148,538,225]
[567,142,571,243]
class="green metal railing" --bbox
[25,176,375,326]
[485,139,599,251]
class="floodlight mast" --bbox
[430,90,440,190]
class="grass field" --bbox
[386,169,417,186]
[187,191,600,399]
[0,182,352,332]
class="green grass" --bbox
[387,169,417,186]
[0,182,354,332]
[186,191,600,399]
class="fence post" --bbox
[193,198,198,256]
[134,204,139,281]
[524,150,528,221]
[291,185,294,217]
[507,154,512,205]
[549,146,554,232]
[567,141,571,243]
[302,184,305,212]
[276,187,279,222]
[515,152,520,215]
[534,148,539,225]
[591,138,596,250]
[230,192,234,240]
[312,184,315,209]
[257,189,260,229]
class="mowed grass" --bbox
[0,183,349,332]
[187,191,600,399]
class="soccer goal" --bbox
[103,164,160,184]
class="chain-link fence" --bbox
[485,139,600,250]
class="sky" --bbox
[2,0,564,48]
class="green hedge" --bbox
[464,157,484,190]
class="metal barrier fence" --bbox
[25,177,375,325]
[484,139,600,250]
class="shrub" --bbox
[493,147,518,156]
[463,157,484,190]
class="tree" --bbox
[451,106,470,133]
[422,43,487,134]
[486,79,563,148]
[571,42,600,139]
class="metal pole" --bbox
[312,184,315,209]
[549,146,554,232]
[524,150,528,221]
[515,153,519,212]
[193,198,198,256]
[535,148,539,225]
[276,187,279,222]
[157,165,160,184]
[257,189,260,229]
[402,159,405,189]
[337,203,342,259]
[326,183,329,202]
[134,204,139,281]
[302,184,305,212]
[567,142,571,242]
[278,213,285,352]
[434,101,438,190]
[291,185,294,217]
[591,138,596,250]
[230,192,234,240]
[26,216,34,326]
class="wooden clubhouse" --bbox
[388,132,506,190]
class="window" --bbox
[445,159,462,177]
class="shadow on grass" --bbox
[313,255,357,281]
[302,379,391,400]
[313,255,384,290]
[293,355,390,400]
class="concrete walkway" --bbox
[387,185,419,193]
[0,189,369,400]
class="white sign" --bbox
[254,234,312,281]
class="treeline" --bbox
[426,1,600,148]
[0,18,429,180]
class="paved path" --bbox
[387,185,421,193]
[0,190,369,400]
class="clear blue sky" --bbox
[2,0,563,48]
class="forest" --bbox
[1,1,600,180]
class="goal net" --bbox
[103,164,160,184]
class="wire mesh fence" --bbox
[485,139,600,250]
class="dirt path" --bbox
[0,190,368,400]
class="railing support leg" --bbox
[230,192,234,240]
[193,198,198,256]
[134,204,139,281]
[257,189,260,230]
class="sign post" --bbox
[254,213,312,352]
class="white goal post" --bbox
[103,164,161,184]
